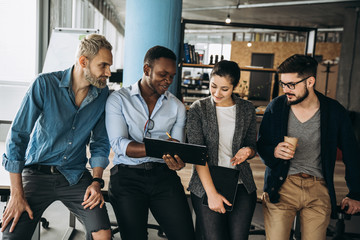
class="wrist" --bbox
[92,177,104,189]
[205,186,218,197]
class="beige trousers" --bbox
[262,175,331,240]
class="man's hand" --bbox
[207,191,231,214]
[1,194,33,233]
[162,154,185,171]
[274,142,295,160]
[82,182,105,210]
[231,147,252,166]
[341,197,360,215]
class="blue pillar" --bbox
[123,0,182,95]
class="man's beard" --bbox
[286,86,309,106]
[84,66,107,89]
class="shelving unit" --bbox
[180,63,279,107]
[181,64,212,107]
[183,63,276,72]
[177,19,317,108]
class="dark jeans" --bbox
[191,184,257,240]
[108,164,195,240]
[2,168,111,240]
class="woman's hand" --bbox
[230,147,252,166]
[207,192,231,214]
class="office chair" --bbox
[327,206,360,240]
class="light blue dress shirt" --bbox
[2,67,110,185]
[105,80,186,165]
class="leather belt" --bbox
[111,162,166,175]
[25,165,60,174]
[118,162,165,170]
[291,172,322,180]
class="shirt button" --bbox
[279,176,283,181]
[72,127,75,130]
[68,142,72,145]
[64,156,67,159]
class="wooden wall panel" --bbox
[230,41,341,99]
[315,42,341,99]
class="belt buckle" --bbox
[300,173,311,178]
[144,162,152,170]
[50,166,57,174]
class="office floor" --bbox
[1,200,360,239]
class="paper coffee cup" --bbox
[284,136,298,151]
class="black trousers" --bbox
[108,164,195,240]
[191,184,257,240]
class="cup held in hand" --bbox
[284,136,298,151]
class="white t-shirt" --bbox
[216,105,236,169]
[216,104,243,184]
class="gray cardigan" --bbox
[187,95,257,198]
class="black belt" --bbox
[119,162,165,170]
[111,162,165,175]
[25,165,61,174]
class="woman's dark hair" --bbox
[278,54,318,78]
[210,60,241,88]
[143,45,177,68]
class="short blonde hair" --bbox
[76,34,112,61]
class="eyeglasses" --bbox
[144,119,154,138]
[279,76,311,90]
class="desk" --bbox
[0,141,10,199]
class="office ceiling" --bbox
[109,0,360,30]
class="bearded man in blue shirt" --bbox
[1,34,113,240]
[105,45,195,240]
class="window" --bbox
[0,0,37,82]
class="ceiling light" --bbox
[225,14,231,24]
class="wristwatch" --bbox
[92,178,105,189]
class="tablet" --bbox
[202,166,240,211]
[143,137,207,165]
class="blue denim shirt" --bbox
[105,80,186,165]
[2,67,110,185]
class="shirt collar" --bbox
[59,66,73,88]
[130,79,168,100]
[59,65,103,95]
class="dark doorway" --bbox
[248,53,274,102]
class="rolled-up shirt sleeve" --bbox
[170,102,186,143]
[105,92,132,157]
[2,78,44,173]
[89,112,110,169]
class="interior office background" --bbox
[0,0,360,239]
[1,0,360,144]
[0,0,125,141]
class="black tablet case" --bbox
[143,137,207,166]
[202,166,240,211]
